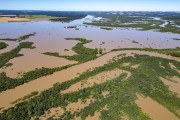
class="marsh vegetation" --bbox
[0,54,180,120]
[44,38,99,63]
[0,42,8,50]
[85,12,180,34]
[0,32,36,42]
[0,11,179,120]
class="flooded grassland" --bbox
[0,14,180,120]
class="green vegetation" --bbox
[111,47,180,57]
[18,32,36,41]
[43,52,60,57]
[0,38,17,41]
[100,27,113,30]
[0,11,87,22]
[0,42,8,50]
[4,63,13,68]
[172,38,180,41]
[19,15,54,19]
[84,13,180,34]
[159,22,180,34]
[2,38,178,96]
[11,91,38,104]
[0,37,98,92]
[0,40,77,92]
[0,54,180,120]
[0,42,34,68]
[44,38,99,63]
[64,49,69,51]
[67,26,77,28]
[0,12,179,119]
[0,32,36,42]
[0,64,75,92]
[132,40,139,44]
[85,16,163,30]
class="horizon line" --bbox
[0,9,180,12]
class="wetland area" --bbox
[0,11,180,120]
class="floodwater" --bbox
[0,15,179,52]
[0,15,180,119]
[86,111,100,120]
[0,48,77,78]
[38,107,64,120]
[136,94,179,120]
[0,40,18,54]
[0,50,179,111]
[0,15,180,77]
[38,97,95,119]
[151,17,169,28]
[66,98,95,113]
[160,77,180,97]
[61,68,131,94]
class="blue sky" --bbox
[0,0,180,11]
